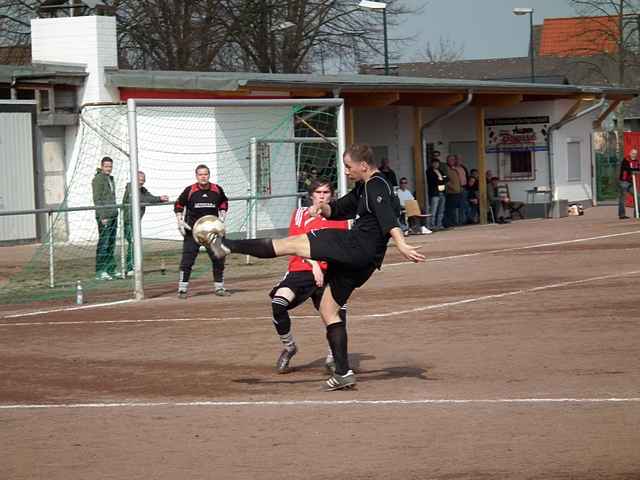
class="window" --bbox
[567,140,581,182]
[498,150,535,181]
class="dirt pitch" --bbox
[1,206,640,480]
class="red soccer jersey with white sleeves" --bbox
[287,207,348,272]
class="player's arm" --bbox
[217,185,229,221]
[368,180,425,263]
[310,188,359,220]
[174,186,190,235]
[304,258,324,287]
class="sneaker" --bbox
[177,291,188,299]
[276,344,298,374]
[209,235,231,259]
[126,270,134,277]
[620,215,630,220]
[325,369,356,391]
[95,272,113,281]
[420,226,433,235]
[214,287,230,297]
[111,272,124,279]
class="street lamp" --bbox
[359,0,389,75]
[513,7,535,83]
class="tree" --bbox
[565,0,640,152]
[0,0,419,73]
[219,0,419,73]
[418,35,464,63]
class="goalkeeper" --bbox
[174,164,229,298]
[209,144,425,391]
[271,178,348,375]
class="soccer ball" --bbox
[192,215,226,246]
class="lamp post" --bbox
[359,0,389,75]
[513,7,535,83]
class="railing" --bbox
[0,191,306,289]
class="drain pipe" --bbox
[420,90,474,207]
[546,95,606,204]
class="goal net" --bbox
[2,99,344,305]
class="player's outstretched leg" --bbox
[209,235,311,260]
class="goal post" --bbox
[126,98,346,301]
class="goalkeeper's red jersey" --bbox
[288,207,348,272]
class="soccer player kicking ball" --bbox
[270,178,349,374]
[210,144,426,391]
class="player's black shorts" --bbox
[307,229,377,306]
[307,228,373,268]
[269,271,319,310]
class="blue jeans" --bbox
[429,194,446,229]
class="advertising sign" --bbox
[485,116,550,153]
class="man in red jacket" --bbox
[270,178,348,374]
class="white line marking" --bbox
[4,228,640,321]
[2,299,136,319]
[2,397,640,410]
[385,229,640,268]
[2,270,639,327]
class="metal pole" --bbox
[126,98,144,301]
[119,205,126,278]
[634,173,639,219]
[336,103,348,197]
[48,211,55,288]
[247,138,259,264]
[383,8,389,76]
[529,12,535,83]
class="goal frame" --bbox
[126,98,346,300]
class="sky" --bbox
[391,0,578,62]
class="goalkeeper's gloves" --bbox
[176,213,191,237]
[218,210,227,223]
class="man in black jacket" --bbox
[207,144,425,391]
[618,149,640,219]
[426,158,447,230]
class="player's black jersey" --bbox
[174,182,228,227]
[328,172,400,267]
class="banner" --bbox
[485,116,550,153]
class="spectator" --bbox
[470,169,479,181]
[426,158,446,230]
[122,171,169,276]
[618,149,640,219]
[92,156,119,281]
[466,176,479,224]
[485,170,495,185]
[444,155,462,227]
[379,157,398,188]
[455,155,469,224]
[487,177,511,224]
[397,177,431,235]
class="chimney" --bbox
[31,15,119,104]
